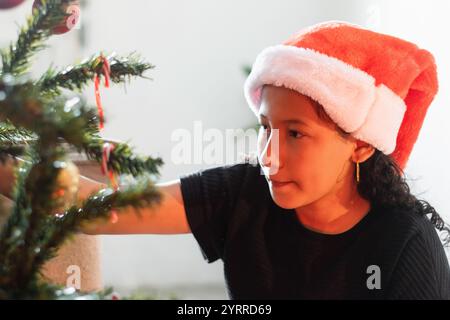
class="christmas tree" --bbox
[0,0,164,299]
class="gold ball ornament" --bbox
[52,160,80,211]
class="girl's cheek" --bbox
[289,150,326,189]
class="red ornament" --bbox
[32,0,80,35]
[0,0,25,9]
[111,292,121,300]
[94,74,104,130]
[94,55,111,130]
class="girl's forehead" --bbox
[259,85,320,124]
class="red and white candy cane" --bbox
[102,142,119,224]
[94,55,111,131]
[95,57,117,224]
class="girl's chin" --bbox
[270,190,303,210]
[271,197,299,210]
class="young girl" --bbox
[1,21,449,300]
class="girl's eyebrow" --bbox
[258,114,311,128]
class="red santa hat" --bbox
[244,20,439,171]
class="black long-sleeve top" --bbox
[179,161,450,300]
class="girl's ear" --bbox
[352,140,376,163]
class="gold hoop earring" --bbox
[356,161,360,184]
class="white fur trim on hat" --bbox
[244,45,407,155]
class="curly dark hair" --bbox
[358,149,450,247]
[313,101,450,247]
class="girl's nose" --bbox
[259,129,281,175]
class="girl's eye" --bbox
[289,130,303,139]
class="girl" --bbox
[1,21,449,300]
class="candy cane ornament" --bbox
[94,55,111,131]
[95,56,118,224]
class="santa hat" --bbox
[244,21,439,171]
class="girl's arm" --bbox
[0,157,191,235]
[80,179,191,235]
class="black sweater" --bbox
[179,161,450,300]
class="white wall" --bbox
[1,0,449,298]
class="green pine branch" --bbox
[0,121,36,160]
[0,145,25,161]
[0,120,35,142]
[38,53,155,96]
[44,179,161,256]
[0,158,34,284]
[15,179,162,297]
[0,0,164,299]
[17,152,65,284]
[1,0,73,76]
[2,277,115,300]
[0,77,97,145]
[1,76,163,178]
[80,138,164,178]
